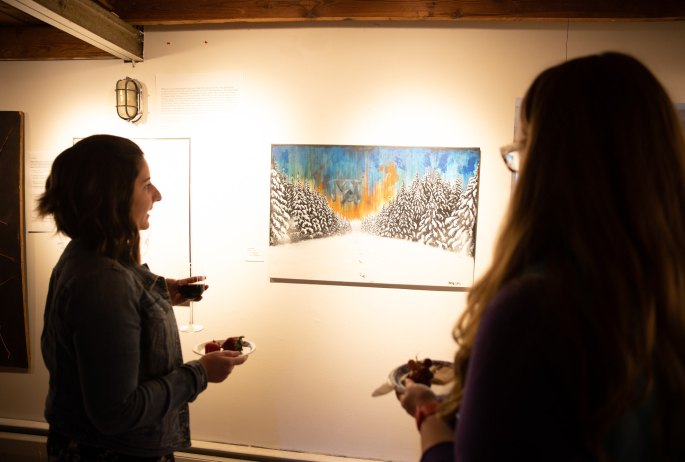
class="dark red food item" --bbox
[204,342,221,353]
[408,368,434,386]
[221,336,245,352]
[407,357,434,386]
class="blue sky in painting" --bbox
[271,144,480,219]
[272,145,479,192]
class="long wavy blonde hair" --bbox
[440,53,685,457]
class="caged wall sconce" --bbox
[115,77,143,122]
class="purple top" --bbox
[422,278,592,462]
[420,276,684,461]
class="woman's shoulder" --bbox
[54,241,138,291]
[483,275,549,325]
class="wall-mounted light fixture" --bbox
[115,77,142,122]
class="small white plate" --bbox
[389,359,453,393]
[193,339,257,356]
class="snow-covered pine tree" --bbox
[385,195,401,239]
[361,213,376,234]
[395,181,413,240]
[421,167,433,199]
[447,177,463,217]
[432,171,450,248]
[284,175,298,241]
[382,198,397,238]
[337,213,353,234]
[287,174,295,206]
[443,177,463,244]
[299,177,315,239]
[325,206,339,236]
[270,157,290,245]
[415,168,435,244]
[303,180,319,238]
[446,166,479,256]
[288,173,307,242]
[314,190,331,237]
[454,176,464,201]
[373,202,389,237]
[408,170,424,241]
[282,168,292,218]
[418,191,447,247]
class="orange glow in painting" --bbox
[272,145,480,221]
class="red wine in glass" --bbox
[178,263,205,333]
[177,283,205,300]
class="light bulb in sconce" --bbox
[115,77,142,122]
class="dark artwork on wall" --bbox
[0,112,29,370]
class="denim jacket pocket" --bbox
[139,290,173,376]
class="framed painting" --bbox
[269,144,480,290]
[0,112,29,370]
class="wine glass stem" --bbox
[188,301,195,325]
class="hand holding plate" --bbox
[397,377,439,416]
[199,350,248,383]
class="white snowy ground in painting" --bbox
[269,231,474,288]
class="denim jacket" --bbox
[42,240,208,457]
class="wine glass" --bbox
[178,263,205,333]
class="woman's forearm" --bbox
[420,414,454,454]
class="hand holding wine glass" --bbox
[177,263,206,333]
[167,276,208,306]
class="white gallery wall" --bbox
[1,20,685,462]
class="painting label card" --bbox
[26,152,56,233]
[246,247,265,262]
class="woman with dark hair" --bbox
[398,53,685,460]
[38,135,247,461]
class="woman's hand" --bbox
[397,378,439,416]
[198,350,248,383]
[166,277,209,305]
[397,378,453,452]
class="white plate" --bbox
[193,338,257,356]
[389,359,453,394]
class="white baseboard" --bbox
[0,419,382,462]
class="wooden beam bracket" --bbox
[2,0,143,61]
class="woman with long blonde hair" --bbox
[398,53,685,461]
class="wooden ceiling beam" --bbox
[2,0,143,60]
[1,0,682,61]
[0,25,116,59]
[0,1,43,26]
[110,0,685,25]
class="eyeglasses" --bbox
[500,143,520,173]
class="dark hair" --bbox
[37,135,144,266]
[443,53,685,458]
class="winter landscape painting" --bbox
[269,145,480,289]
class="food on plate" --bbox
[221,336,245,352]
[407,357,434,386]
[405,357,456,387]
[202,337,247,354]
[204,341,221,353]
